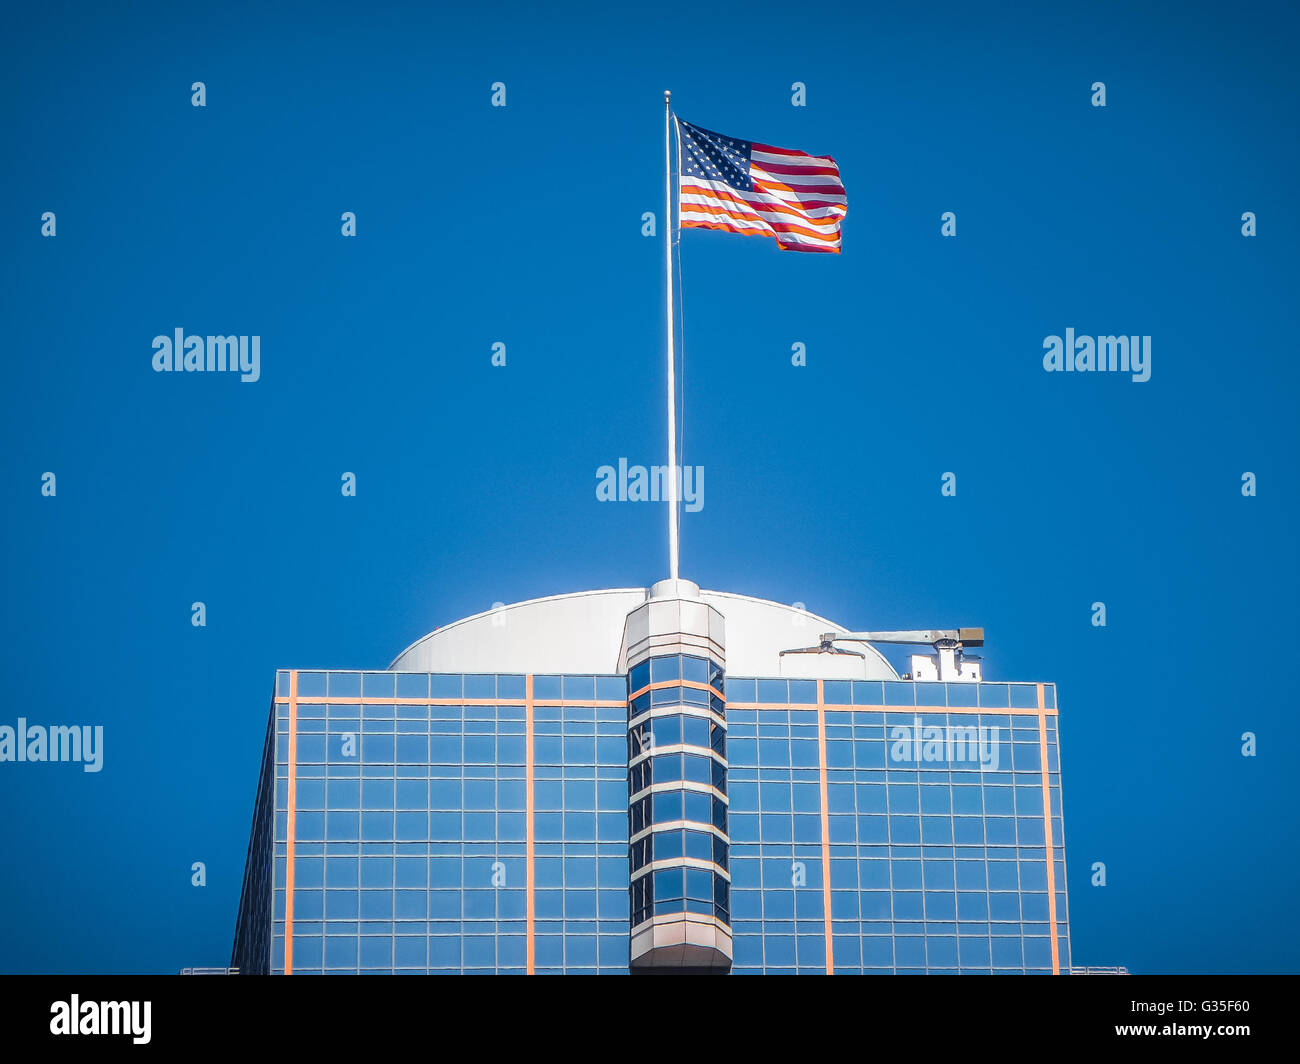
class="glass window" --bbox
[327,775,358,806]
[708,660,725,691]
[498,674,527,700]
[655,829,685,860]
[728,737,757,766]
[631,837,652,872]
[650,656,681,683]
[712,834,728,870]
[654,867,684,902]
[652,715,682,747]
[562,675,595,701]
[682,715,710,749]
[533,675,563,700]
[628,723,650,761]
[729,813,758,843]
[361,672,395,698]
[683,754,712,784]
[596,676,626,701]
[462,674,494,699]
[628,661,651,693]
[297,672,328,698]
[656,753,684,783]
[684,866,713,901]
[653,791,683,822]
[684,830,713,863]
[681,656,709,685]
[683,790,711,824]
[428,674,460,699]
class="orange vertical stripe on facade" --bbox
[284,670,298,975]
[525,674,535,974]
[1037,683,1060,974]
[815,680,835,974]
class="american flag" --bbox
[677,119,847,253]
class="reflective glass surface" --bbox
[626,654,730,931]
[725,686,1070,975]
[236,671,1069,976]
[247,671,629,975]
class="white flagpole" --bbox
[664,90,680,581]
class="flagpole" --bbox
[664,89,680,581]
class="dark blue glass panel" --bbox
[628,661,651,693]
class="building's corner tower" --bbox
[620,578,731,971]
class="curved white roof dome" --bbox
[389,587,897,680]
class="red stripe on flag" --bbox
[752,142,831,160]
[680,216,841,253]
[681,179,843,229]
[681,200,842,245]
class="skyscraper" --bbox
[232,579,1070,974]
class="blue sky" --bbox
[1,0,1297,974]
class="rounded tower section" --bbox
[621,579,731,970]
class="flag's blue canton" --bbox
[679,121,752,192]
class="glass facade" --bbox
[724,678,1068,974]
[626,652,730,936]
[233,668,1069,975]
[232,670,629,974]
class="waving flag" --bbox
[677,119,847,253]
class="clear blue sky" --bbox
[1,0,1296,974]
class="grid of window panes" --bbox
[531,673,630,973]
[266,669,629,975]
[626,654,730,932]
[725,678,1070,975]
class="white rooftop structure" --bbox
[388,581,899,680]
